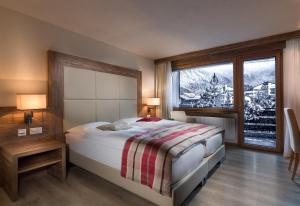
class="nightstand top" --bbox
[0,138,65,158]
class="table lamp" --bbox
[146,97,160,117]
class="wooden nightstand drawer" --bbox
[0,138,66,201]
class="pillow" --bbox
[96,120,131,131]
[136,117,162,122]
[96,123,115,131]
[113,120,132,130]
[67,122,110,133]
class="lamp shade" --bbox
[16,94,47,110]
[146,98,160,106]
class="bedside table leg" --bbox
[47,146,66,180]
[2,157,18,201]
[62,145,66,179]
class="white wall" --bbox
[0,7,155,107]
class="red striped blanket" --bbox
[121,123,223,196]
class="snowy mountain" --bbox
[180,69,233,94]
[244,69,275,87]
[244,57,275,87]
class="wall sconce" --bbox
[16,94,47,124]
[146,98,160,117]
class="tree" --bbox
[196,73,226,107]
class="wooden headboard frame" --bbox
[48,51,142,140]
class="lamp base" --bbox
[147,107,154,117]
[24,111,33,124]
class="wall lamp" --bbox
[16,94,47,124]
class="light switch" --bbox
[18,129,27,136]
[30,127,43,135]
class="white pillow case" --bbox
[97,120,131,131]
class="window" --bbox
[174,62,234,109]
[243,57,277,148]
[170,47,283,152]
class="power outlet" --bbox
[30,127,43,135]
[18,129,27,137]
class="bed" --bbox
[48,51,225,206]
[65,118,225,205]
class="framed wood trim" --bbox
[154,29,300,63]
[174,108,239,114]
[172,55,235,70]
[0,107,17,114]
[48,51,142,140]
[237,55,244,147]
[277,50,284,153]
[238,143,280,153]
[172,41,285,69]
[48,51,64,140]
[237,50,283,153]
[184,111,238,119]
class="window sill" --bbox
[173,107,239,118]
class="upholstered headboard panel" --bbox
[63,66,137,130]
[48,51,142,137]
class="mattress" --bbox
[203,133,223,157]
[66,118,222,184]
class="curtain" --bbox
[155,62,173,119]
[283,38,300,157]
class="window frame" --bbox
[169,43,284,153]
[237,50,283,153]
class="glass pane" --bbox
[178,63,234,108]
[243,57,276,148]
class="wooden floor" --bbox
[1,146,299,206]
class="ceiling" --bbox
[1,0,300,59]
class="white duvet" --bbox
[66,118,222,184]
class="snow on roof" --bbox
[180,93,201,100]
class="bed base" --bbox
[69,145,225,206]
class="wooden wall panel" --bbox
[0,109,51,145]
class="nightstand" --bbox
[0,138,66,201]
